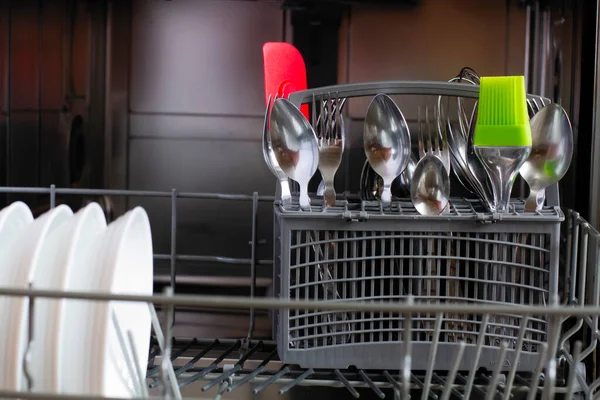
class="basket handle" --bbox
[287,80,551,105]
[287,80,559,209]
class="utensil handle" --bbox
[524,188,540,212]
[299,185,311,211]
[279,179,292,206]
[381,182,392,207]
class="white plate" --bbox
[82,207,154,398]
[0,204,72,391]
[30,203,107,394]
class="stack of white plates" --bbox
[0,202,154,398]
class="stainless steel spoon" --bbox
[262,95,292,206]
[519,103,573,211]
[364,94,411,207]
[269,98,319,211]
[410,155,450,215]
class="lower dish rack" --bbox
[0,185,596,400]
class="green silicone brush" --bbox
[473,76,532,213]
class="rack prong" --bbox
[463,314,489,399]
[279,368,314,395]
[422,312,443,400]
[485,341,509,400]
[504,316,529,400]
[359,370,385,399]
[440,341,466,400]
[564,341,582,400]
[335,369,360,398]
[526,342,548,400]
[227,348,277,393]
[253,365,289,394]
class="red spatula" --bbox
[262,42,309,120]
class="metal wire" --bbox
[0,185,595,399]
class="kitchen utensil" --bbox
[445,110,493,208]
[270,98,319,210]
[32,202,107,394]
[465,101,494,206]
[262,95,292,206]
[262,42,309,119]
[364,94,411,207]
[0,205,72,392]
[411,106,450,215]
[315,94,344,207]
[473,76,532,213]
[519,103,573,212]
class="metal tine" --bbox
[327,91,333,140]
[23,285,34,392]
[148,338,198,377]
[214,380,229,400]
[418,106,425,159]
[173,339,219,378]
[564,341,582,400]
[430,106,440,154]
[433,373,463,400]
[335,369,360,398]
[319,93,326,140]
[128,330,150,399]
[227,348,278,392]
[178,339,242,389]
[463,314,490,399]
[148,345,161,366]
[531,98,542,113]
[335,93,343,139]
[402,298,413,400]
[422,313,444,400]
[148,290,182,400]
[436,105,448,154]
[253,365,290,394]
[456,374,487,398]
[542,296,562,399]
[312,93,317,128]
[425,106,433,153]
[526,342,548,400]
[279,368,314,395]
[439,341,466,400]
[110,311,147,397]
[383,370,402,393]
[503,316,530,400]
[201,341,264,392]
[359,370,385,399]
[485,341,509,400]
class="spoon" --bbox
[364,94,411,207]
[269,98,319,210]
[519,103,573,212]
[262,95,292,206]
[410,155,450,215]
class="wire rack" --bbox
[0,185,597,400]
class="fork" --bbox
[313,93,345,207]
[419,105,451,176]
[262,94,292,206]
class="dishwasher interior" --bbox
[0,0,598,398]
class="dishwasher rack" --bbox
[0,185,597,400]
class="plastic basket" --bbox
[274,198,563,371]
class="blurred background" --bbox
[0,2,596,397]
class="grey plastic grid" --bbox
[274,198,563,371]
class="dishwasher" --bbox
[0,0,598,399]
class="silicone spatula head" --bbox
[473,76,532,147]
[262,42,309,119]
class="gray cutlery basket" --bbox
[273,199,563,371]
